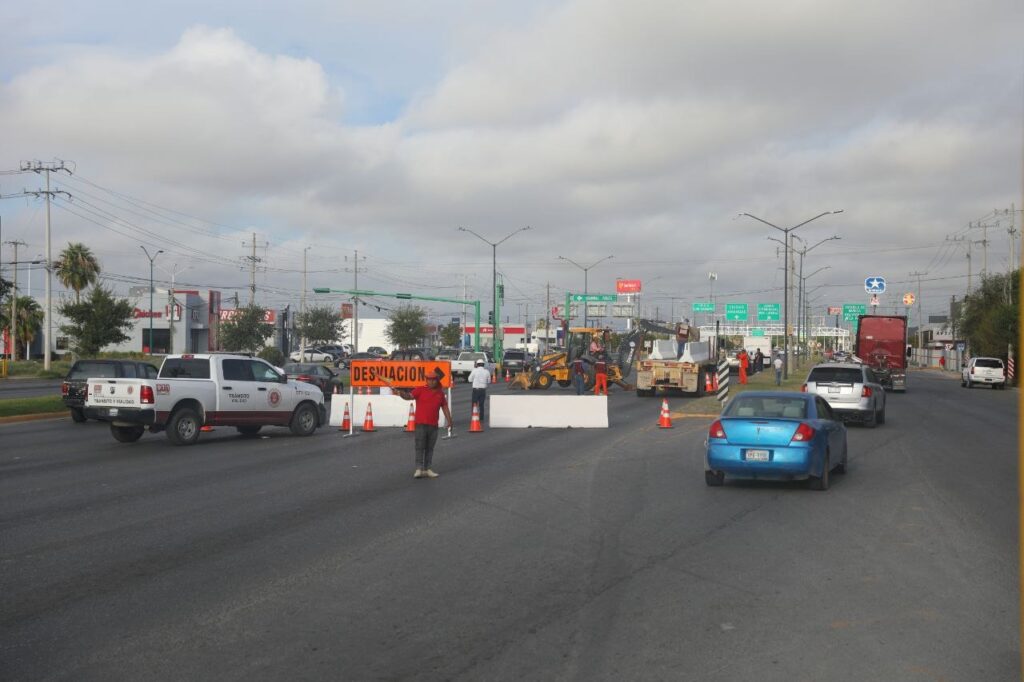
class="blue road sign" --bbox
[864,276,886,294]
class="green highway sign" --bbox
[692,301,715,313]
[725,303,748,321]
[757,303,781,321]
[570,293,617,302]
[843,303,867,322]
[750,328,765,337]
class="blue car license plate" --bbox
[745,449,769,461]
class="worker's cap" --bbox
[475,359,485,366]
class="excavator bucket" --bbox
[508,371,532,390]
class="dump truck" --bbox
[854,315,910,392]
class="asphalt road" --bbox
[0,378,62,400]
[1,371,1018,681]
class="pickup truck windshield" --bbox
[160,358,211,379]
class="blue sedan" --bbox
[705,391,848,490]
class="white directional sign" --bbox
[864,276,886,294]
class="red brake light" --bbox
[62,382,69,396]
[708,419,725,439]
[861,386,872,397]
[800,384,807,392]
[140,385,155,404]
[791,423,816,443]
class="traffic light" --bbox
[488,310,494,325]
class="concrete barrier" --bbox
[489,395,608,428]
[329,395,449,428]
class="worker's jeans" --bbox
[573,374,585,395]
[414,424,439,470]
[471,388,487,421]
[775,369,782,386]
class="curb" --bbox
[0,412,67,425]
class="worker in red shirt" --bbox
[738,349,749,385]
[385,368,454,479]
[594,357,608,396]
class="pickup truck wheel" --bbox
[110,424,145,443]
[290,403,318,437]
[167,408,201,446]
[237,425,262,437]
[70,407,87,423]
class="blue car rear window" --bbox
[725,396,807,419]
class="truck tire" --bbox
[535,372,553,390]
[166,407,202,446]
[236,425,262,437]
[290,403,319,437]
[110,424,145,443]
[557,379,572,388]
[70,407,87,423]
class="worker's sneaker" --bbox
[413,469,425,479]
[424,469,439,479]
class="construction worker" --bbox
[572,356,586,395]
[467,358,491,422]
[739,349,749,385]
[594,356,608,396]
[383,368,453,480]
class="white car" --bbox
[962,357,1006,389]
[289,349,333,363]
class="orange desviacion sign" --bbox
[349,360,453,388]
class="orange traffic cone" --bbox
[504,368,511,383]
[404,402,416,432]
[469,403,484,433]
[712,371,719,392]
[339,403,351,431]
[657,399,673,429]
[333,385,339,396]
[362,402,376,432]
[705,373,713,393]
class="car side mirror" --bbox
[279,372,288,383]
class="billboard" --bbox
[615,279,642,294]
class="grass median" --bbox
[0,395,66,419]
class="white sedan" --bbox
[289,349,333,363]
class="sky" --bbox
[0,0,1021,328]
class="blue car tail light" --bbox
[790,422,815,443]
[708,419,726,439]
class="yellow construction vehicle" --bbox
[509,327,638,391]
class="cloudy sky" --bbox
[0,0,1020,327]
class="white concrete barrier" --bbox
[489,395,608,428]
[329,395,448,428]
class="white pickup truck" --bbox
[450,351,495,382]
[84,353,327,445]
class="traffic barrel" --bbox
[404,402,416,432]
[657,399,673,429]
[339,403,351,431]
[469,403,483,433]
[361,402,376,432]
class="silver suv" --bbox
[803,362,886,427]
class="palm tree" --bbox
[12,296,43,359]
[54,242,101,303]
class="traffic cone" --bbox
[339,403,351,431]
[404,402,416,432]
[504,368,511,383]
[705,373,713,393]
[333,385,339,396]
[362,402,376,432]
[469,403,484,433]
[657,399,673,429]
[712,371,719,392]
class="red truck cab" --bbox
[855,315,910,392]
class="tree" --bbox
[54,242,101,303]
[0,275,12,301]
[296,305,344,347]
[956,270,1019,362]
[385,305,427,349]
[220,305,274,354]
[439,321,462,348]
[0,296,44,360]
[59,286,135,356]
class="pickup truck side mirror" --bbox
[278,372,288,383]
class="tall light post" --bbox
[739,210,843,379]
[458,225,531,365]
[792,234,841,366]
[558,255,613,326]
[800,266,831,362]
[140,246,163,354]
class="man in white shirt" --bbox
[468,359,491,422]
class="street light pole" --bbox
[558,255,613,326]
[459,225,531,366]
[140,246,163,355]
[792,234,841,367]
[739,210,842,379]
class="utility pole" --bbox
[242,232,265,305]
[5,240,26,361]
[300,246,310,360]
[909,271,927,354]
[140,247,163,354]
[22,160,73,370]
[345,251,367,353]
[159,263,187,354]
